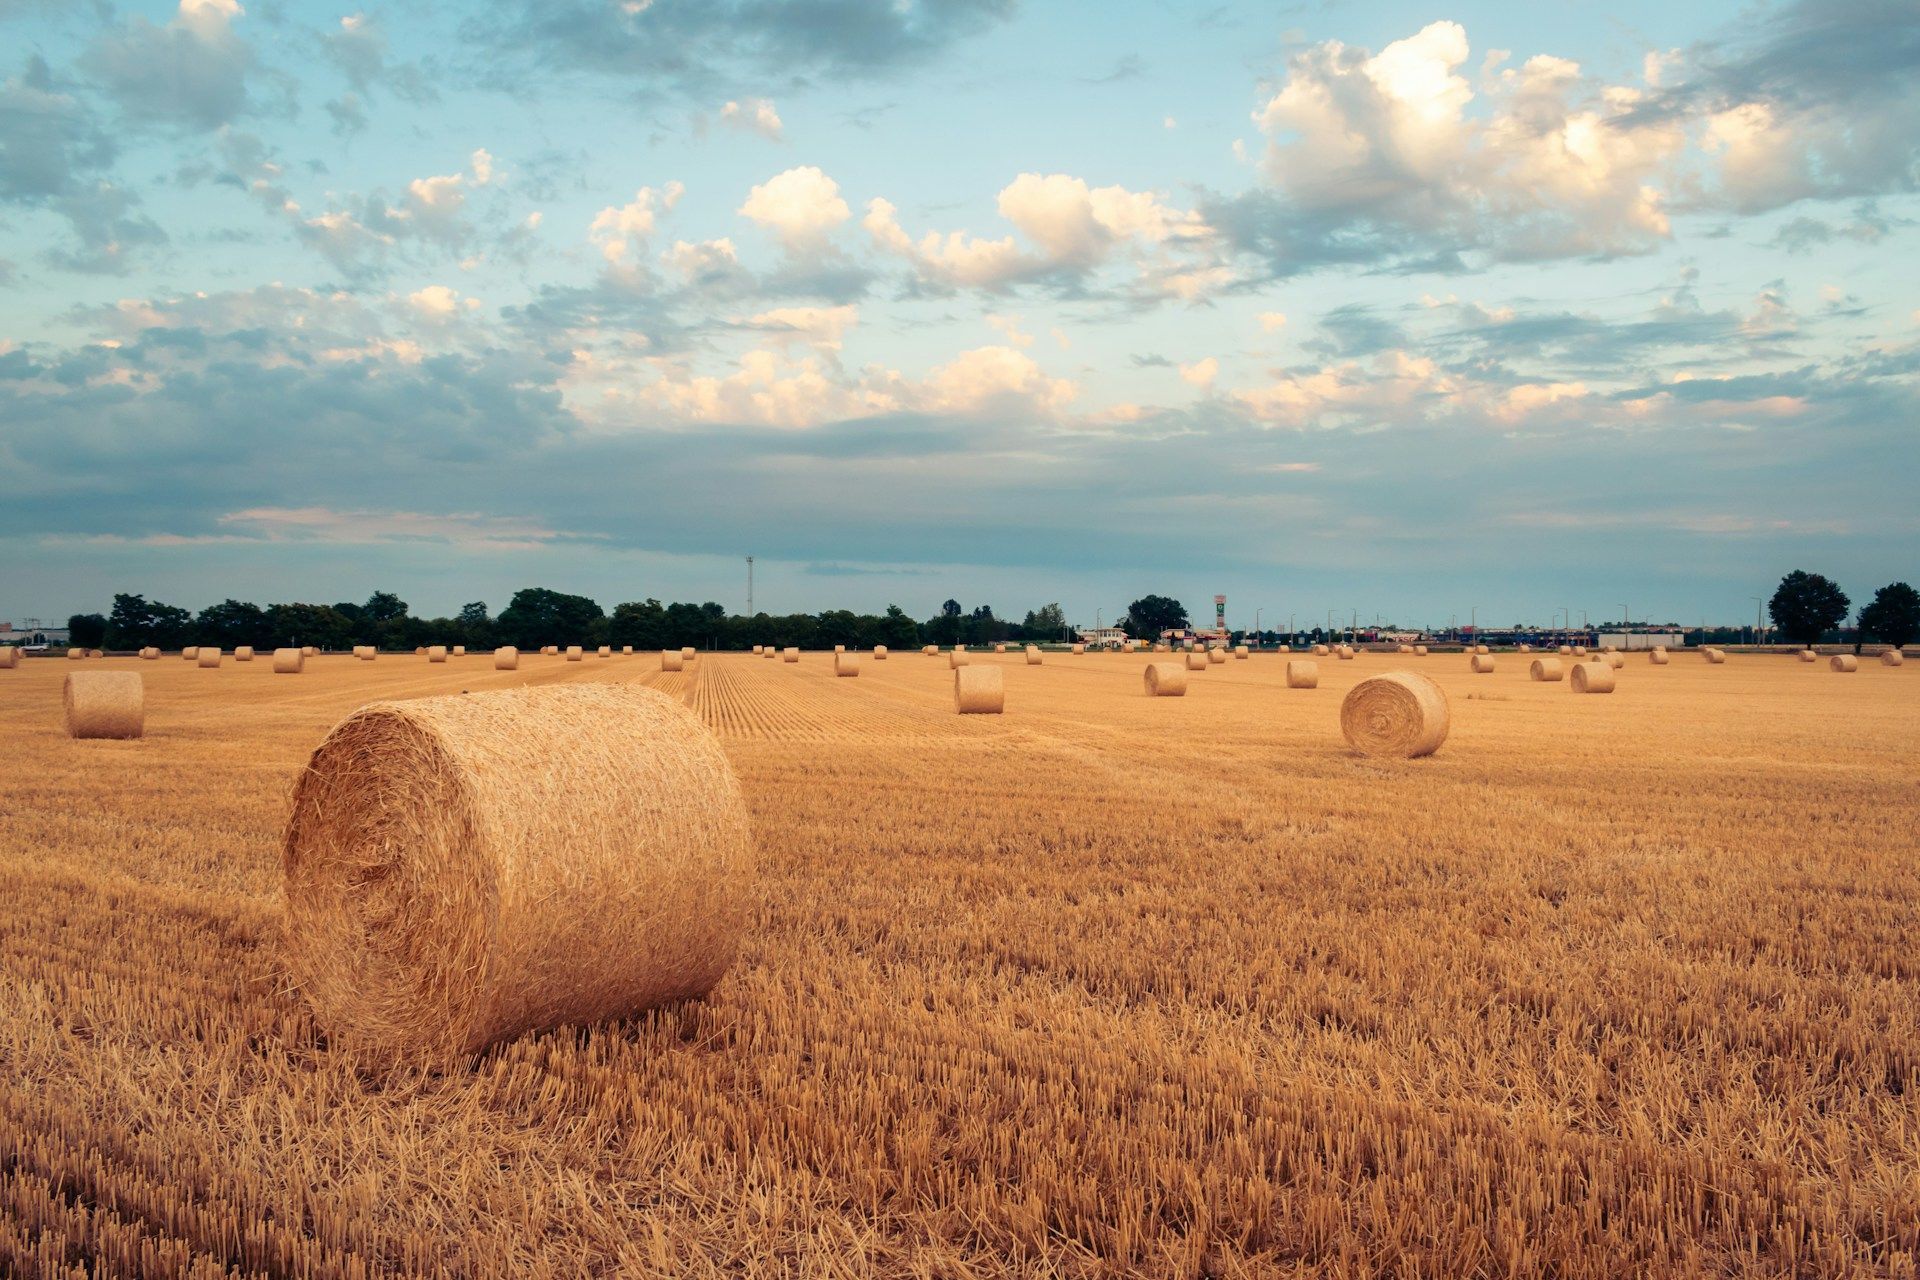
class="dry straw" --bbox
[1072,644,1085,655]
[1474,645,1490,655]
[1336,646,1355,660]
[1572,646,1588,657]
[1313,644,1330,656]
[1234,646,1249,659]
[662,650,684,672]
[1649,648,1669,665]
[1571,661,1616,694]
[1207,649,1226,665]
[598,646,612,659]
[1143,662,1187,696]
[1287,660,1318,689]
[763,648,776,660]
[1602,652,1626,669]
[494,647,519,671]
[1414,645,1428,656]
[1703,647,1726,663]
[67,648,85,662]
[1883,650,1905,667]
[183,647,199,661]
[873,645,888,659]
[949,650,969,669]
[235,646,255,662]
[453,646,466,658]
[302,646,317,658]
[753,645,764,655]
[954,665,1004,714]
[1341,671,1449,759]
[1470,654,1495,673]
[1121,641,1136,653]
[0,647,18,669]
[354,646,376,661]
[994,644,1007,654]
[783,648,799,663]
[415,647,427,656]
[833,645,846,654]
[1185,652,1207,671]
[1558,645,1573,656]
[834,652,860,677]
[566,646,583,662]
[427,646,448,663]
[1830,655,1858,672]
[622,646,634,656]
[139,648,159,660]
[1025,646,1043,665]
[198,647,224,668]
[1798,650,1818,663]
[923,645,937,656]
[282,683,752,1062]
[63,671,144,739]
[273,649,304,674]
[1530,658,1565,682]
[681,647,696,662]
[1518,644,1533,654]
[1397,644,1413,654]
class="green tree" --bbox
[496,587,605,649]
[362,591,409,623]
[195,599,268,649]
[1858,582,1920,650]
[265,603,355,651]
[880,604,921,649]
[1122,594,1188,639]
[1768,570,1850,647]
[609,599,668,650]
[66,613,107,650]
[1022,602,1067,641]
[105,593,191,650]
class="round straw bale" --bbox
[1703,647,1725,663]
[782,647,799,663]
[923,645,937,656]
[1883,650,1905,667]
[661,650,684,672]
[1185,651,1207,671]
[1474,644,1490,655]
[681,647,696,662]
[1312,644,1330,656]
[1530,658,1565,682]
[622,646,633,656]
[1649,648,1669,665]
[1414,645,1428,656]
[1072,644,1085,655]
[955,644,967,652]
[993,644,1006,654]
[302,646,318,658]
[753,645,764,655]
[835,652,860,677]
[183,647,199,661]
[1518,644,1532,654]
[1830,654,1858,672]
[283,683,751,1061]
[64,671,143,739]
[1571,661,1615,694]
[452,646,466,658]
[566,646,583,662]
[1143,662,1187,696]
[1557,645,1573,656]
[1235,646,1249,659]
[1470,654,1495,673]
[428,646,448,664]
[949,650,969,669]
[1798,649,1817,662]
[1207,648,1226,665]
[1153,643,1169,652]
[542,646,557,656]
[415,647,427,656]
[1287,660,1318,689]
[833,644,845,654]
[598,646,612,659]
[235,646,255,662]
[1600,652,1625,669]
[1397,644,1413,653]
[139,648,159,661]
[873,645,888,659]
[494,647,519,671]
[1337,646,1355,660]
[89,650,103,659]
[1122,641,1136,653]
[1341,672,1449,759]
[67,648,86,661]
[273,648,304,674]
[353,646,373,660]
[1572,645,1588,657]
[954,665,1004,714]
[198,647,224,668]
[763,648,776,659]
[1025,646,1043,665]
[0,647,19,668]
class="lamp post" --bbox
[1255,608,1262,648]
[1751,595,1764,644]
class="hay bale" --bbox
[1143,662,1187,696]
[302,646,318,658]
[1024,646,1043,665]
[1572,645,1588,657]
[1703,647,1726,664]
[662,650,684,672]
[282,683,751,1061]
[494,647,520,671]
[1072,644,1085,655]
[955,644,967,652]
[139,648,159,661]
[1557,645,1573,656]
[923,645,937,656]
[873,645,888,659]
[681,647,696,662]
[415,647,427,656]
[235,646,255,662]
[354,646,375,661]
[273,648,304,674]
[763,648,776,660]
[949,650,969,669]
[1207,648,1226,665]
[1122,641,1136,653]
[1530,658,1564,682]
[1312,644,1329,656]
[183,647,199,661]
[753,645,764,655]
[622,646,633,656]
[994,644,1007,654]
[1883,650,1905,667]
[197,647,224,668]
[1414,645,1428,656]
[67,648,86,662]
[63,671,143,739]
[1517,644,1532,654]
[782,648,799,663]
[1397,644,1413,653]
[428,646,449,664]
[1336,646,1355,660]
[1649,648,1669,665]
[566,646,583,662]
[835,652,860,677]
[0,647,18,669]
[542,646,557,656]
[598,646,612,659]
[452,646,466,658]
[1473,644,1490,655]
[1341,672,1449,758]
[1571,661,1615,694]
[954,665,1004,714]
[1470,654,1495,673]
[833,645,846,654]
[1234,646,1249,659]
[1830,654,1858,672]
[1286,661,1318,689]
[1153,643,1169,653]
[1185,652,1207,671]
[1798,650,1818,663]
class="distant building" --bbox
[1597,629,1685,651]
[1076,626,1129,648]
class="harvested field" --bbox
[1,650,1917,1278]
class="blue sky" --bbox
[1,0,1915,630]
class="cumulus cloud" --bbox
[82,0,261,131]
[739,165,850,249]
[590,183,683,263]
[719,97,784,141]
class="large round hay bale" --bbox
[1341,672,1449,759]
[1153,643,1169,653]
[1234,646,1249,659]
[1798,649,1817,663]
[182,647,199,661]
[1571,661,1615,694]
[198,647,224,668]
[138,648,159,661]
[1830,654,1858,672]
[1517,644,1532,654]
[428,646,448,663]
[923,645,937,656]
[1312,644,1330,656]
[1206,649,1226,665]
[1025,646,1043,665]
[1557,645,1573,656]
[1336,646,1355,660]
[833,645,846,654]
[1413,645,1428,656]
[1601,652,1625,669]
[542,646,557,656]
[302,646,318,658]
[1572,645,1588,657]
[782,647,799,663]
[89,650,103,659]
[1530,658,1564,682]
[354,646,376,661]
[1143,662,1187,696]
[234,646,255,662]
[753,645,764,655]
[1286,660,1318,689]
[1185,652,1207,671]
[1473,644,1489,655]
[661,650,684,672]
[1072,644,1085,655]
[273,648,304,674]
[955,644,967,652]
[0,647,19,668]
[494,647,519,671]
[283,684,751,1061]
[682,647,696,662]
[452,646,466,658]
[834,652,860,677]
[763,648,776,659]
[1883,650,1905,667]
[415,647,428,656]
[566,646,583,662]
[949,650,969,669]
[1397,644,1413,654]
[1470,654,1495,673]
[66,648,86,661]
[1649,648,1669,665]
[1703,647,1726,664]
[63,671,143,739]
[873,645,888,660]
[622,646,634,656]
[954,665,1004,714]
[598,646,612,659]
[1121,641,1136,653]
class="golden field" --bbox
[1,648,1916,1278]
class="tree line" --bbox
[1768,572,1918,648]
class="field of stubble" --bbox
[1,647,1915,1278]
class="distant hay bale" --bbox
[1312,644,1330,656]
[1558,645,1573,656]
[198,647,224,668]
[1572,645,1588,657]
[1185,652,1207,671]
[67,648,85,662]
[415,647,427,656]
[1883,650,1905,667]
[1530,658,1564,682]
[1207,649,1226,665]
[1397,644,1413,653]
[1602,645,1617,654]
[1286,661,1318,689]
[1072,644,1085,655]
[1474,645,1490,655]
[1703,647,1726,664]
[1830,654,1858,672]
[598,646,612,659]
[1234,646,1249,659]
[833,645,846,654]
[1571,661,1615,694]
[949,650,969,669]
[1602,652,1626,669]
[0,647,19,668]
[622,645,633,656]
[183,647,199,661]
[1153,643,1169,652]
[753,645,764,655]
[763,648,776,659]
[282,683,752,1061]
[566,646,583,662]
[662,650,684,672]
[138,648,159,661]
[1414,645,1428,656]
[1121,641,1136,653]
[923,645,937,656]
[302,646,318,658]
[273,649,304,674]
[1341,672,1449,759]
[1025,646,1043,665]
[681,647,696,662]
[235,646,255,662]
[1336,646,1355,660]
[354,646,376,661]
[1143,662,1187,696]
[428,646,448,664]
[872,645,889,659]
[1470,654,1495,673]
[1649,648,1669,665]
[63,671,144,739]
[453,646,466,658]
[1518,644,1532,654]
[955,644,967,652]
[542,646,557,656]
[994,644,1006,654]
[783,647,799,663]
[494,647,519,671]
[954,665,1004,714]
[835,652,860,677]
[1799,650,1817,662]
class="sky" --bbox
[1,0,1916,632]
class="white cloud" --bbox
[469,148,494,185]
[591,185,679,263]
[407,284,480,320]
[742,304,859,351]
[862,197,1025,288]
[738,166,849,248]
[985,313,1033,348]
[719,98,784,141]
[1259,311,1288,332]
[1179,357,1219,389]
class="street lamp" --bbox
[1751,595,1764,643]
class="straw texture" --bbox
[282,683,753,1062]
[1341,672,1449,759]
[493,647,519,671]
[1142,662,1187,696]
[1072,644,1085,655]
[954,666,1004,714]
[1207,649,1226,665]
[452,646,466,658]
[1649,648,1669,665]
[1602,652,1626,669]
[273,649,304,674]
[598,646,612,659]
[622,646,633,656]
[922,645,937,656]
[139,648,159,660]
[1185,652,1207,671]
[1025,647,1043,665]
[1571,662,1616,694]
[682,648,696,662]
[1558,645,1573,656]
[662,651,684,672]
[782,648,799,663]
[1287,661,1319,689]
[0,647,18,668]
[1530,658,1565,682]
[1799,650,1818,663]
[1414,645,1428,656]
[1470,654,1495,673]
[873,646,888,660]
[67,649,86,662]
[182,648,199,661]
[835,652,860,677]
[1313,645,1330,656]
[197,648,223,668]
[763,649,776,659]
[1703,648,1726,663]
[1572,646,1588,657]
[1235,646,1249,659]
[429,647,448,664]
[566,646,583,662]
[1830,655,1858,672]
[64,671,144,739]
[1883,650,1905,667]
[235,647,255,662]
[994,645,1007,654]
[354,646,376,661]
[302,647,318,658]
[949,651,969,669]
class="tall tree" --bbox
[1023,603,1067,640]
[1123,594,1188,638]
[362,591,409,624]
[195,599,268,649]
[1768,570,1850,646]
[105,593,191,650]
[66,613,107,650]
[496,587,605,649]
[1858,582,1920,650]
